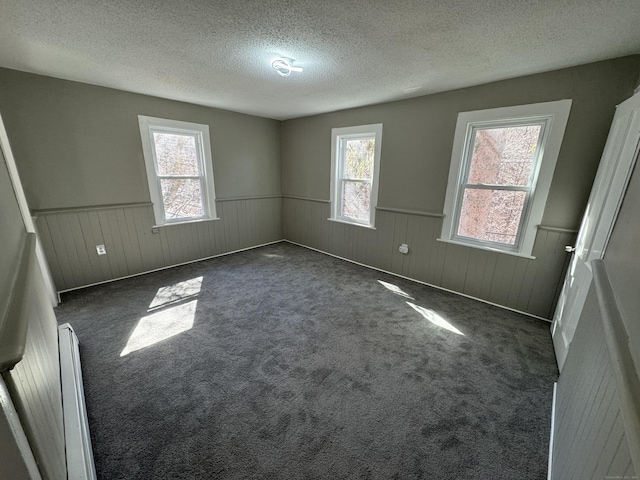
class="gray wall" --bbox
[1,58,639,311]
[603,159,640,374]
[281,56,640,318]
[0,142,66,478]
[0,68,284,290]
[0,68,282,210]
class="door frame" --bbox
[551,90,640,370]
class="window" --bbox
[138,116,218,226]
[440,100,572,257]
[329,124,383,228]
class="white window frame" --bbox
[329,123,383,228]
[138,115,218,226]
[440,100,572,258]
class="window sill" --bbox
[436,238,536,260]
[153,217,220,229]
[327,218,376,230]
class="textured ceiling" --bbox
[1,0,640,120]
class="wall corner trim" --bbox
[376,206,445,218]
[282,195,330,204]
[217,194,282,202]
[537,225,579,234]
[32,202,153,216]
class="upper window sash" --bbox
[337,132,375,182]
[149,130,205,184]
[149,128,203,178]
[461,119,548,187]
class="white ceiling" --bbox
[1,0,640,120]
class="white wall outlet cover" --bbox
[399,244,409,254]
[96,245,107,255]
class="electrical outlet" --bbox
[96,244,107,255]
[399,243,409,254]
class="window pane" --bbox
[153,133,199,176]
[160,179,204,219]
[467,125,541,186]
[457,188,526,245]
[343,138,375,180]
[341,181,371,221]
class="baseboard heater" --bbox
[58,323,97,480]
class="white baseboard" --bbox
[547,382,558,480]
[284,240,551,323]
[58,240,285,294]
[58,323,97,480]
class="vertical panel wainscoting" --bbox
[35,196,283,291]
[550,282,637,479]
[4,265,67,480]
[282,196,575,319]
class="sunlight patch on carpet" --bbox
[262,253,284,258]
[122,276,203,355]
[121,275,202,357]
[378,280,414,299]
[121,300,198,356]
[406,302,464,335]
[148,276,203,310]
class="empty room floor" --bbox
[55,242,559,479]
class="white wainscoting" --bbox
[2,237,67,479]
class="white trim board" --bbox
[548,382,558,480]
[57,240,285,294]
[283,240,552,323]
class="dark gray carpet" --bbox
[56,242,558,480]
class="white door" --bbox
[552,91,640,371]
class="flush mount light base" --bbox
[271,57,303,77]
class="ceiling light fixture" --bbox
[271,58,303,77]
